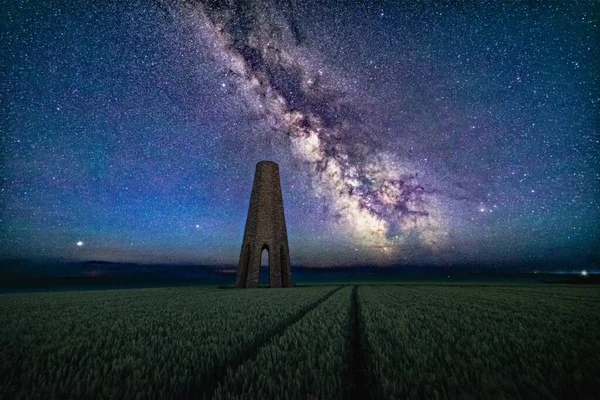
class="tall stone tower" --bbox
[235,161,292,288]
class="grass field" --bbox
[1,284,598,399]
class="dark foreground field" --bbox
[1,284,598,399]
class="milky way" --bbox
[179,0,448,253]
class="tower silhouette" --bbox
[235,161,292,288]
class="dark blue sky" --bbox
[1,0,598,268]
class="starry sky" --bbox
[2,0,598,268]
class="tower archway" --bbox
[259,245,270,286]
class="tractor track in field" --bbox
[348,285,370,400]
[191,285,346,400]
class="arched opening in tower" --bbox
[259,246,270,287]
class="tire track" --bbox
[348,285,369,400]
[191,285,345,399]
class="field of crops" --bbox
[0,286,337,399]
[1,284,599,399]
[358,285,600,399]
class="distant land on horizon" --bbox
[1,257,598,273]
[0,258,597,293]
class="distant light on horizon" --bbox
[581,270,588,277]
[77,241,84,247]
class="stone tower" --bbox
[235,161,292,288]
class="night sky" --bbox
[2,1,598,268]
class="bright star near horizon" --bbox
[581,270,588,276]
[76,241,84,247]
